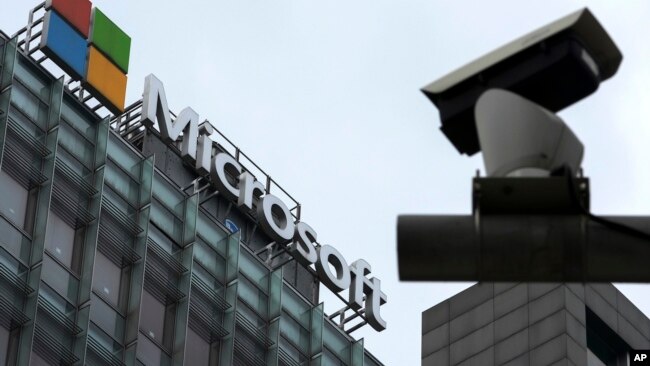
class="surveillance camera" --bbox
[422,8,622,155]
[475,89,583,177]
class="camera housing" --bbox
[422,8,622,155]
[475,89,584,177]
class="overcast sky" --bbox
[2,1,650,365]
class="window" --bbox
[139,289,175,351]
[10,81,48,128]
[194,238,226,282]
[184,328,211,366]
[58,122,95,168]
[0,328,18,366]
[60,96,97,141]
[41,255,78,302]
[150,199,183,244]
[14,57,50,101]
[0,214,29,264]
[238,275,268,316]
[139,290,165,342]
[92,252,123,306]
[105,160,140,204]
[280,311,309,356]
[0,327,8,366]
[107,133,141,175]
[44,211,76,269]
[90,293,124,341]
[0,170,28,228]
[136,332,163,366]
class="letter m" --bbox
[141,74,199,160]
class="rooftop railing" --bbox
[111,99,302,221]
[12,2,114,118]
[10,3,302,222]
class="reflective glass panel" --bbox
[136,332,163,366]
[41,254,78,302]
[183,328,210,366]
[90,293,125,341]
[44,211,75,268]
[139,290,165,343]
[10,82,47,128]
[60,95,97,140]
[92,252,122,306]
[14,58,49,100]
[0,170,28,228]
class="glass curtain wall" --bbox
[0,32,381,366]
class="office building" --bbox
[0,27,383,366]
[421,283,650,365]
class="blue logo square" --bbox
[40,10,88,79]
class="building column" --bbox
[310,302,324,361]
[73,116,109,365]
[267,267,283,366]
[16,74,63,365]
[123,155,155,366]
[172,193,198,366]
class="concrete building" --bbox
[0,25,383,366]
[422,283,650,366]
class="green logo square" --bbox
[90,8,131,73]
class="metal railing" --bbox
[12,2,114,118]
[33,324,79,365]
[111,100,302,221]
[11,2,304,222]
[87,334,125,366]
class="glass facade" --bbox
[0,32,383,366]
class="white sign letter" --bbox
[141,74,199,160]
[291,222,318,265]
[316,245,351,292]
[211,153,242,200]
[238,172,265,210]
[256,194,295,244]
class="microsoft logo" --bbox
[40,0,131,114]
